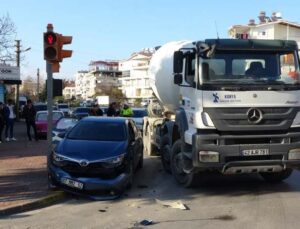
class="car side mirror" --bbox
[174,74,183,85]
[57,132,66,138]
[173,51,184,74]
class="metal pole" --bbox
[37,68,40,101]
[15,40,20,121]
[46,24,54,167]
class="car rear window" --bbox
[34,105,47,112]
[36,112,63,121]
[58,104,69,109]
[76,108,90,113]
[67,121,126,141]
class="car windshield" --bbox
[56,118,78,130]
[36,112,63,121]
[58,104,68,109]
[132,109,148,117]
[67,121,127,141]
[200,51,300,88]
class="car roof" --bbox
[81,116,128,124]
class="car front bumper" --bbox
[48,163,131,194]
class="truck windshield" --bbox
[200,51,300,90]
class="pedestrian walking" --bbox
[23,99,38,141]
[120,103,133,117]
[107,102,117,117]
[3,99,17,141]
[0,102,5,143]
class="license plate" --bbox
[61,178,83,190]
[242,149,269,156]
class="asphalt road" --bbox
[1,156,300,229]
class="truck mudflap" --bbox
[192,130,300,173]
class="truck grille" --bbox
[204,107,299,131]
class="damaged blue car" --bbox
[48,117,143,199]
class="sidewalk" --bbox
[0,121,65,215]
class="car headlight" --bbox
[52,152,68,166]
[101,154,125,168]
[291,112,300,127]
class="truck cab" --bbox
[149,39,300,187]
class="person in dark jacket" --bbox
[0,102,5,143]
[107,102,117,117]
[90,104,103,116]
[3,99,17,141]
[22,99,38,141]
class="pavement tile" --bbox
[0,121,52,212]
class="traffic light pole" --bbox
[46,24,54,167]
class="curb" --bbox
[0,191,67,217]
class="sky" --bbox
[1,0,300,80]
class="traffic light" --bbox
[57,35,73,62]
[44,23,73,73]
[44,32,59,61]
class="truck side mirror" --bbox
[201,62,209,81]
[174,74,183,85]
[173,51,184,74]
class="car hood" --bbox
[57,139,128,161]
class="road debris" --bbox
[155,199,189,210]
[133,219,156,227]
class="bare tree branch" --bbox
[0,14,16,63]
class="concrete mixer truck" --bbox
[143,38,300,187]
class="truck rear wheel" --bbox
[160,135,171,173]
[260,169,293,183]
[171,139,199,188]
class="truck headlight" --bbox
[199,151,219,162]
[101,154,125,168]
[288,149,300,160]
[201,112,215,127]
[292,112,300,127]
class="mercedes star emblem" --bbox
[79,160,89,167]
[247,108,263,124]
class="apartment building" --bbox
[118,49,154,104]
[228,11,300,47]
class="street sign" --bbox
[0,65,20,80]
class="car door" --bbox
[132,121,143,162]
[128,121,139,169]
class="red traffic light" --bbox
[44,32,59,61]
[44,32,57,45]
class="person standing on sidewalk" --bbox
[0,102,5,143]
[3,99,17,142]
[23,99,38,141]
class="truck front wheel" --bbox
[171,139,199,188]
[160,135,171,173]
[260,169,293,183]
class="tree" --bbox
[0,14,16,63]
